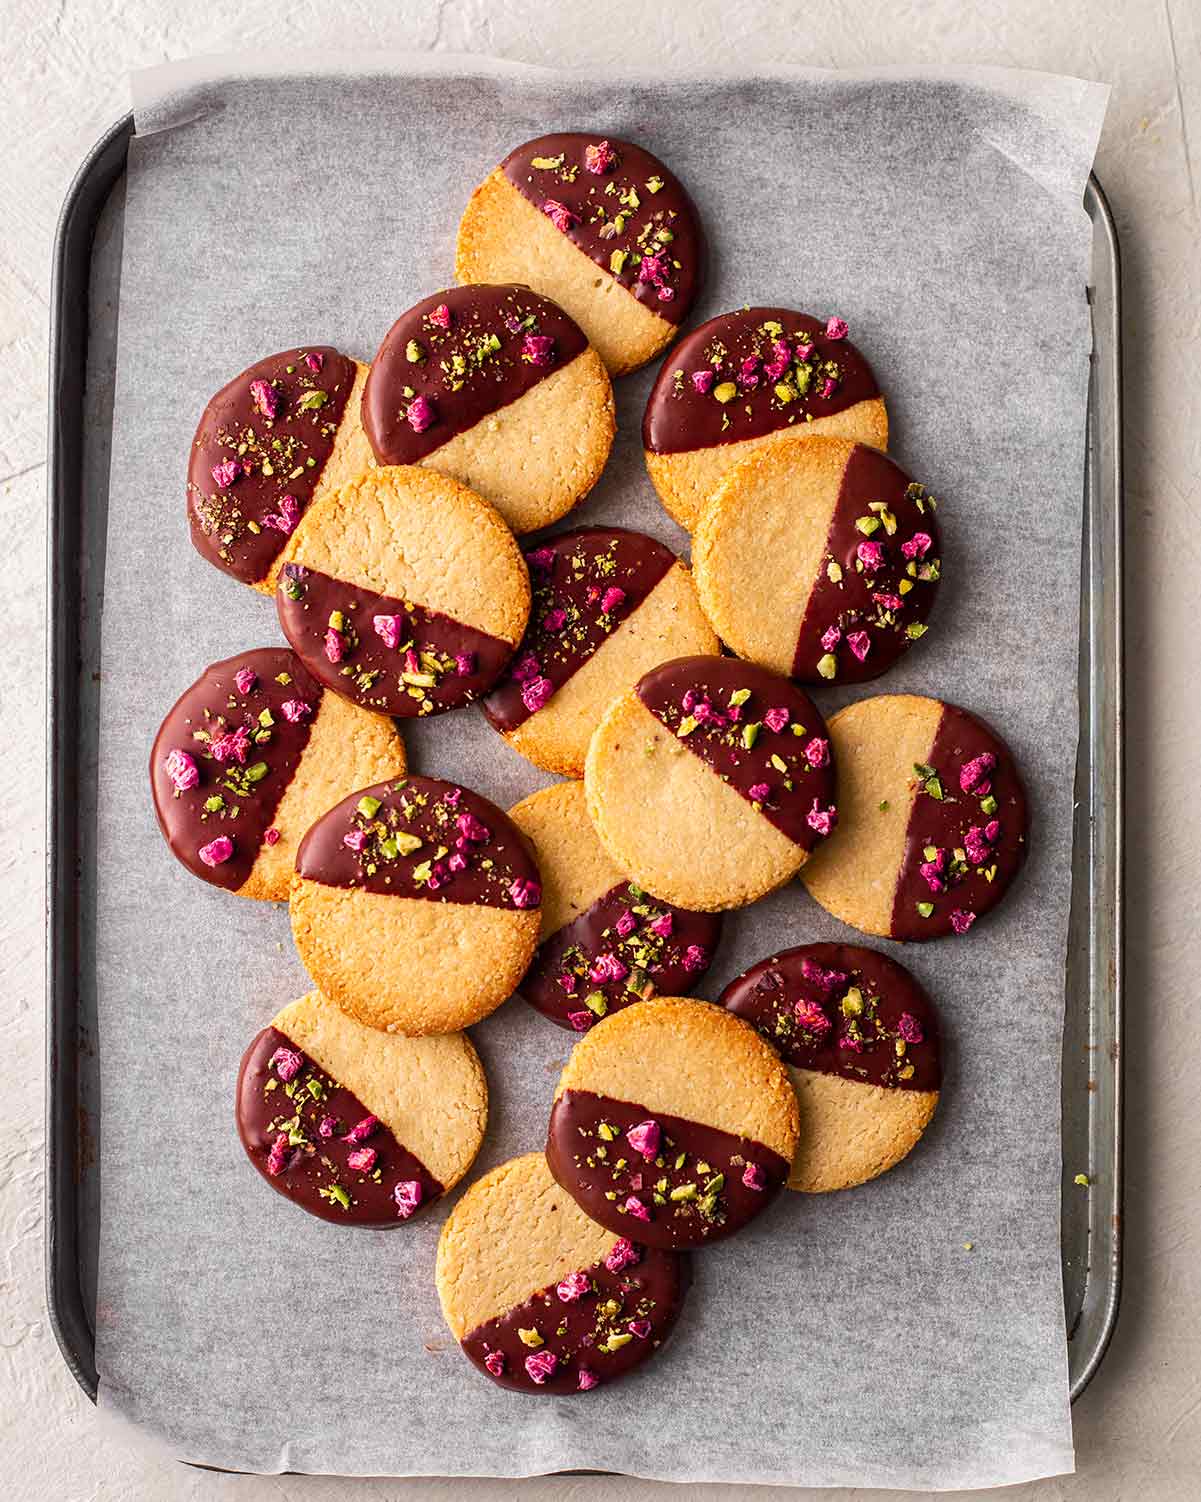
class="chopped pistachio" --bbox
[713,381,738,404]
[357,795,381,818]
[981,794,998,816]
[328,610,344,631]
[826,560,843,583]
[669,1183,697,1202]
[676,715,699,737]
[1074,1173,1091,1187]
[405,339,425,363]
[854,515,881,537]
[770,753,787,773]
[529,153,564,169]
[517,1327,543,1348]
[297,389,328,411]
[329,1185,350,1210]
[916,901,935,918]
[609,248,628,275]
[906,622,928,640]
[742,722,760,750]
[842,987,864,1016]
[817,653,838,680]
[203,795,224,813]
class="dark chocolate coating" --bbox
[642,308,880,454]
[501,133,704,326]
[634,655,837,851]
[187,347,355,585]
[236,1026,441,1227]
[483,528,677,733]
[546,1089,789,1250]
[150,647,322,891]
[720,943,941,1091]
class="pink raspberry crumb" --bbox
[749,782,771,803]
[317,1115,337,1139]
[269,1046,303,1081]
[406,395,437,433]
[960,752,997,796]
[210,458,240,489]
[898,1012,925,1044]
[541,199,578,233]
[950,910,977,936]
[521,675,554,714]
[280,699,312,723]
[209,724,251,765]
[857,540,885,571]
[804,736,831,767]
[344,1117,378,1146]
[263,494,300,534]
[456,811,491,844]
[901,532,933,560]
[682,944,707,972]
[964,825,992,866]
[234,666,258,695]
[605,1237,640,1272]
[742,1162,768,1191]
[542,606,567,632]
[483,1349,505,1377]
[304,351,324,372]
[584,139,618,174]
[509,877,541,910]
[454,652,475,676]
[343,829,367,852]
[249,378,279,419]
[626,1120,661,1159]
[648,912,673,938]
[800,958,848,991]
[567,1011,594,1031]
[615,910,636,938]
[820,624,842,652]
[794,998,832,1037]
[846,631,871,662]
[627,1319,652,1339]
[393,1180,423,1219]
[347,1147,377,1174]
[264,828,280,846]
[373,614,401,650]
[266,1132,292,1177]
[600,586,626,614]
[164,748,199,792]
[691,368,715,395]
[522,333,556,366]
[763,706,790,733]
[577,1367,599,1391]
[525,1350,558,1385]
[429,303,452,330]
[622,1196,651,1222]
[198,836,234,867]
[807,801,838,837]
[825,315,849,340]
[556,1271,591,1303]
[324,629,344,664]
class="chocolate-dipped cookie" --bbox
[483,527,718,777]
[436,1152,689,1394]
[457,133,705,377]
[289,775,542,1034]
[694,437,942,685]
[151,647,405,900]
[187,347,370,592]
[507,780,721,1031]
[799,695,1029,940]
[237,991,487,1226]
[546,997,798,1250]
[362,285,614,535]
[584,655,838,912]
[721,944,941,1192]
[643,309,888,530]
[275,466,529,718]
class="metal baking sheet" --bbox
[44,112,1123,1412]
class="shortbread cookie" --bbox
[456,133,705,376]
[720,944,941,1192]
[643,309,888,529]
[584,656,838,911]
[483,527,718,776]
[290,775,541,1034]
[151,647,405,900]
[188,347,369,592]
[799,695,1029,940]
[508,780,721,1031]
[546,997,798,1249]
[361,285,614,535]
[437,1152,688,1393]
[236,991,487,1226]
[694,437,942,684]
[275,466,529,718]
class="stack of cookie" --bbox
[152,131,1029,1398]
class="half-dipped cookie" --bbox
[546,997,799,1249]
[436,1152,689,1393]
[275,466,529,718]
[237,991,487,1226]
[361,285,614,535]
[694,437,941,685]
[290,775,542,1034]
[643,309,888,530]
[584,656,838,911]
[800,695,1029,940]
[456,133,705,376]
[508,780,721,1031]
[721,944,941,1192]
[188,347,370,592]
[483,527,718,776]
[151,647,406,900]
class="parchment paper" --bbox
[91,55,1107,1486]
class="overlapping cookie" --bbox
[694,436,941,684]
[150,647,405,900]
[457,133,704,376]
[800,694,1028,940]
[721,944,941,1192]
[643,309,888,529]
[483,527,718,776]
[237,991,487,1226]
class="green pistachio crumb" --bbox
[981,795,998,815]
[827,560,843,582]
[742,722,760,749]
[817,653,838,680]
[597,1120,617,1141]
[916,901,935,918]
[906,622,928,640]
[669,1183,697,1202]
[517,1327,543,1347]
[585,991,608,1018]
[854,515,881,537]
[357,795,381,818]
[405,340,425,363]
[713,381,738,404]
[1074,1173,1090,1187]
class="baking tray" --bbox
[44,113,1124,1410]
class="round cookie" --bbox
[584,655,838,912]
[720,944,941,1192]
[237,991,487,1226]
[643,309,888,530]
[456,133,705,377]
[187,346,370,593]
[799,695,1029,940]
[508,780,722,1031]
[150,647,406,900]
[361,285,615,536]
[436,1152,689,1394]
[290,774,542,1034]
[694,437,942,685]
[483,527,719,776]
[546,996,799,1249]
[275,466,529,718]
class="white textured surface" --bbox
[1,2,1197,1499]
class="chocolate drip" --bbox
[276,565,514,718]
[501,133,704,326]
[642,308,880,454]
[483,528,676,733]
[721,943,941,1091]
[634,656,837,851]
[362,285,589,465]
[792,446,942,684]
[890,704,1029,941]
[236,1026,441,1227]
[295,774,541,911]
[150,648,322,891]
[187,347,354,585]
[546,1088,789,1249]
